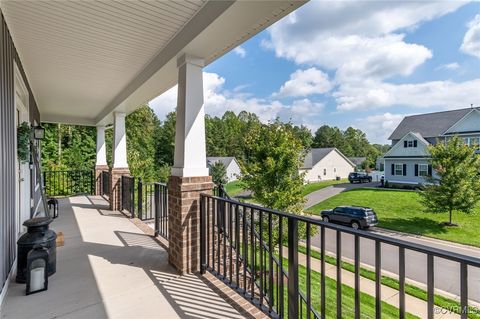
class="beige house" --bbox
[300,148,356,182]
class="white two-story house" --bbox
[384,107,480,186]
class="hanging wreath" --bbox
[17,122,31,163]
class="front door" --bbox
[15,66,30,236]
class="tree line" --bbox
[41,105,389,182]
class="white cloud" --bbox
[436,62,460,70]
[334,78,480,111]
[357,112,406,144]
[461,14,480,58]
[233,46,246,58]
[264,1,463,82]
[149,72,324,129]
[274,68,332,98]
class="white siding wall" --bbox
[303,151,354,182]
[226,160,241,182]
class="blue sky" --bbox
[150,1,480,144]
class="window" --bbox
[334,168,336,173]
[395,164,403,176]
[419,164,428,177]
[408,141,413,147]
[323,168,327,175]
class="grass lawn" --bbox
[297,246,479,319]
[280,259,419,319]
[306,188,480,247]
[301,179,348,196]
[225,180,246,196]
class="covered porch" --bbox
[1,195,256,319]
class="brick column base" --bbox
[109,167,130,211]
[168,176,214,274]
[95,165,109,195]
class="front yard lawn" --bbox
[306,188,480,247]
[301,179,348,196]
[225,180,246,196]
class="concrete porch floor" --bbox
[1,196,245,319]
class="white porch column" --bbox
[110,112,129,210]
[171,54,209,177]
[112,112,128,169]
[95,125,107,166]
[168,54,213,274]
[95,125,109,195]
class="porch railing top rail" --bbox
[202,194,480,268]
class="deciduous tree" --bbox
[421,135,480,226]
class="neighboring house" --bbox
[384,107,480,186]
[375,157,385,171]
[348,157,367,170]
[207,157,241,182]
[300,148,356,182]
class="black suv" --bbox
[321,206,378,229]
[348,172,372,183]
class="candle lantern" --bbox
[26,245,49,295]
[33,125,45,140]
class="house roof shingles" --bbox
[388,108,472,141]
[207,157,235,168]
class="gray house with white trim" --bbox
[384,107,480,186]
[207,157,241,182]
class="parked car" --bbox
[321,206,378,229]
[348,172,372,183]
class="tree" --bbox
[210,161,228,185]
[420,136,480,226]
[240,120,306,213]
[156,111,176,166]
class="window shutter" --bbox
[404,141,408,148]
[414,140,418,147]
[428,165,432,176]
[403,164,407,176]
[391,163,395,175]
[414,164,418,176]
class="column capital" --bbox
[113,111,126,118]
[177,53,204,68]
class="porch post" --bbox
[110,112,129,210]
[95,125,109,195]
[168,54,213,274]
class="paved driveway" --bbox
[304,181,379,208]
[304,182,480,303]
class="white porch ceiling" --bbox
[1,0,306,126]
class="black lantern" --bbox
[33,125,45,140]
[26,245,49,295]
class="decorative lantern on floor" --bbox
[26,245,49,295]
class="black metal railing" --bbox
[153,182,168,239]
[44,170,94,196]
[200,194,480,319]
[121,175,135,216]
[120,176,168,240]
[101,170,110,197]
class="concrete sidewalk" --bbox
[282,247,460,319]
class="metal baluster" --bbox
[287,218,299,319]
[229,202,233,284]
[355,235,360,319]
[268,213,274,313]
[250,208,255,300]
[399,247,405,319]
[460,262,468,319]
[375,241,381,319]
[200,195,206,274]
[279,216,284,318]
[307,222,312,319]
[235,204,240,288]
[259,210,264,306]
[427,254,434,319]
[336,230,342,319]
[320,226,326,319]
